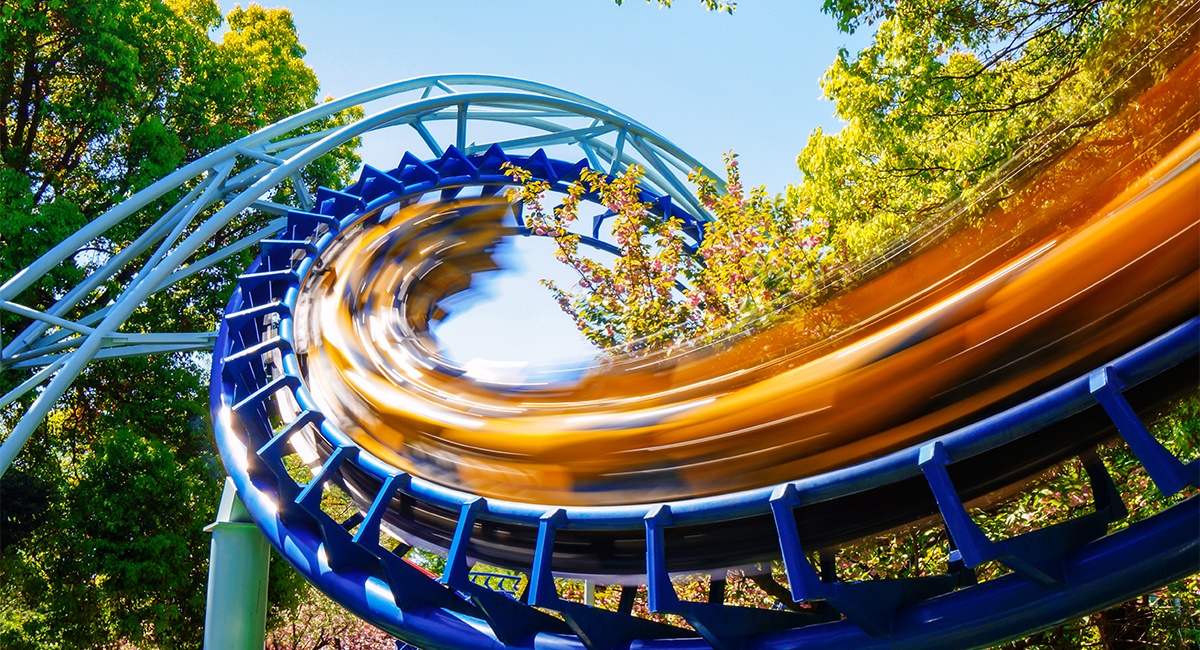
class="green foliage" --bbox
[0,166,87,306]
[524,5,1193,351]
[801,0,1187,266]
[0,1,361,647]
[506,162,697,348]
[822,392,1200,648]
[514,0,1198,645]
[59,430,219,646]
[507,155,831,350]
[0,351,223,648]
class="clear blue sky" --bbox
[217,1,873,365]
[220,0,871,190]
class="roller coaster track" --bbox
[2,20,1199,650]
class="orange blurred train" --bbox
[294,48,1200,507]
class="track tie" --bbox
[256,410,323,462]
[295,445,355,511]
[476,144,511,173]
[1090,366,1200,495]
[224,300,288,328]
[459,580,574,643]
[770,483,953,636]
[527,509,687,650]
[231,374,298,415]
[522,149,558,183]
[315,186,366,216]
[375,550,481,616]
[235,268,299,292]
[291,446,382,572]
[437,146,480,180]
[221,336,291,368]
[920,441,1127,589]
[441,498,486,588]
[351,477,478,614]
[351,473,408,547]
[435,498,571,640]
[395,152,439,184]
[259,238,319,257]
[646,504,826,649]
[285,209,341,241]
[357,165,407,203]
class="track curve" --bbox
[209,51,1200,648]
[0,24,1195,650]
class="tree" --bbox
[0,2,360,647]
[508,156,834,352]
[801,0,1194,263]
[522,0,1198,346]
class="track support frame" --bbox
[203,477,271,650]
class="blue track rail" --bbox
[211,146,1199,650]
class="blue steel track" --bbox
[210,145,1198,649]
[0,70,1196,649]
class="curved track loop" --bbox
[209,151,1199,648]
[212,53,1199,648]
[1,26,1198,650]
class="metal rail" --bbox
[2,72,1196,649]
[0,76,717,478]
[210,145,1198,649]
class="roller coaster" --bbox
[1,9,1198,650]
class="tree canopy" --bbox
[0,1,358,647]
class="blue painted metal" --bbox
[208,139,1198,649]
[769,482,957,637]
[1090,366,1200,496]
[919,441,1122,588]
[526,509,684,650]
[0,75,718,478]
[645,504,827,650]
[1,64,1193,648]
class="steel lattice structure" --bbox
[1,71,1198,650]
[0,75,717,473]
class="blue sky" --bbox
[217,1,873,364]
[221,0,871,190]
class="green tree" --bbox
[0,2,360,647]
[801,0,1193,263]
[508,157,831,351]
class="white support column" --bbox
[204,478,271,650]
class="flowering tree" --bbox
[505,153,831,351]
[265,582,396,650]
[504,163,696,349]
